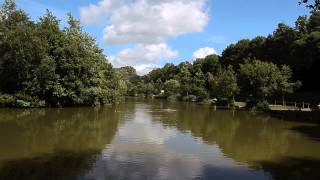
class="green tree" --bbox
[164,79,180,96]
[221,39,251,70]
[239,60,299,108]
[209,66,239,103]
[299,0,320,12]
[0,1,121,107]
[176,62,192,96]
[190,69,208,100]
[277,65,302,105]
[296,15,309,34]
[116,66,138,95]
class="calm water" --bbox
[0,99,320,180]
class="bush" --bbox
[0,94,46,108]
[0,94,15,107]
[167,95,178,101]
[255,101,270,110]
[15,99,31,108]
[247,100,270,111]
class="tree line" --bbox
[120,12,319,109]
[0,0,122,107]
[0,0,318,108]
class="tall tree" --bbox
[239,59,300,107]
[299,0,320,12]
[209,66,239,103]
[0,0,121,107]
[164,79,180,96]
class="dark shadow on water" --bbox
[0,151,98,180]
[266,110,320,124]
[290,125,320,141]
[256,157,320,180]
[266,111,320,141]
[202,165,270,180]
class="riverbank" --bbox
[266,110,320,124]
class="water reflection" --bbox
[0,100,319,180]
[84,103,269,180]
[0,107,120,180]
[149,100,320,179]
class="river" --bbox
[0,99,319,180]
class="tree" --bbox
[176,62,192,96]
[142,81,155,96]
[190,69,208,100]
[209,66,239,103]
[0,0,45,94]
[308,12,320,32]
[116,66,138,95]
[221,39,251,70]
[299,0,320,12]
[193,54,221,74]
[164,79,180,96]
[296,15,309,34]
[0,1,121,107]
[239,59,299,108]
[277,65,302,105]
[217,13,320,91]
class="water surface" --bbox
[0,99,319,180]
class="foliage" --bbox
[299,0,320,12]
[0,0,121,107]
[164,79,180,96]
[221,12,320,91]
[0,94,46,108]
[0,0,315,109]
[209,66,239,102]
[116,66,139,96]
[239,60,301,108]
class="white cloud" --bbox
[79,0,126,25]
[80,0,209,74]
[110,43,178,75]
[192,47,217,59]
[80,0,208,44]
[135,64,160,75]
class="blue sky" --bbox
[1,0,309,74]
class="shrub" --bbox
[0,94,46,108]
[0,94,15,107]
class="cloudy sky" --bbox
[5,0,308,74]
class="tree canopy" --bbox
[0,0,317,109]
[300,0,320,12]
[239,60,301,107]
[221,12,320,91]
[127,12,318,108]
[0,0,121,107]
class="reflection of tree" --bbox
[151,102,320,179]
[257,157,320,180]
[0,107,121,180]
[0,151,97,180]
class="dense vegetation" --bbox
[121,12,319,108]
[221,13,320,92]
[0,0,122,107]
[0,0,318,109]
